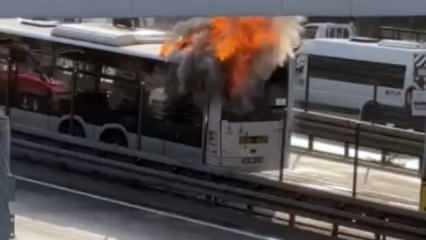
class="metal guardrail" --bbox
[9,118,426,240]
[292,146,418,179]
[292,109,424,171]
[0,114,14,240]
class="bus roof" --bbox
[0,18,165,62]
[302,38,426,65]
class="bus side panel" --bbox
[376,87,404,107]
[309,78,374,112]
[10,108,50,131]
[141,135,165,155]
[164,141,201,164]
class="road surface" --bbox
[256,151,420,210]
[11,158,340,240]
[11,180,262,240]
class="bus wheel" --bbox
[361,100,381,123]
[99,129,128,147]
[58,120,86,137]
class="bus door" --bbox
[142,63,203,162]
[162,93,203,163]
[204,95,222,167]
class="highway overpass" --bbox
[0,0,425,17]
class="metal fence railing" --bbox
[0,114,14,240]
[10,113,426,240]
[380,26,426,42]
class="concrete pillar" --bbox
[0,113,11,240]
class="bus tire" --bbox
[99,129,128,147]
[361,100,381,123]
[58,120,86,137]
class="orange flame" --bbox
[161,17,280,97]
[161,33,196,57]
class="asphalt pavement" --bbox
[12,180,258,240]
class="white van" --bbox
[297,38,426,130]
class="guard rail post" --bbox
[0,112,14,239]
[279,57,296,181]
[352,123,360,198]
[303,56,310,112]
[344,142,349,158]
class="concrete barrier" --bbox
[0,113,12,240]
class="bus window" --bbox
[5,39,58,113]
[51,47,79,115]
[75,61,98,93]
[342,29,350,38]
[142,64,167,141]
[98,60,140,133]
[142,63,202,147]
[9,37,53,77]
[73,59,106,126]
[18,92,48,113]
[304,26,318,39]
[55,51,142,145]
[309,55,405,89]
[222,65,287,122]
[326,28,335,38]
[21,37,53,74]
[0,47,8,106]
[336,28,343,38]
[165,92,202,146]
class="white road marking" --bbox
[14,175,281,240]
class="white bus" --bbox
[0,18,287,171]
[297,38,426,130]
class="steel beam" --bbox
[0,0,424,17]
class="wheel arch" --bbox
[98,124,129,147]
[57,115,88,137]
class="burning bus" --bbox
[0,17,302,172]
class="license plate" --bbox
[241,157,263,164]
